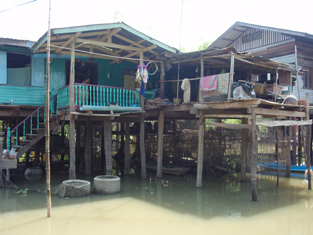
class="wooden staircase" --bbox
[15,118,59,159]
[6,94,59,159]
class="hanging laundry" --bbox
[181,78,191,103]
[136,64,149,84]
[140,81,145,96]
[200,75,218,91]
[217,73,230,95]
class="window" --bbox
[303,68,313,89]
[7,53,31,86]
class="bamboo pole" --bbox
[45,0,52,217]
[69,39,76,179]
[196,110,205,188]
[157,110,164,178]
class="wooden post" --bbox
[295,45,301,99]
[139,53,146,180]
[103,118,112,175]
[140,114,147,180]
[228,52,235,99]
[251,108,258,201]
[0,143,3,187]
[199,54,204,103]
[69,40,76,179]
[160,61,165,98]
[157,110,165,178]
[275,69,279,102]
[306,93,311,190]
[284,126,291,177]
[85,118,92,175]
[292,117,297,165]
[196,110,205,188]
[240,118,248,181]
[124,123,131,175]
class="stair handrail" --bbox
[11,94,58,133]
[7,94,57,150]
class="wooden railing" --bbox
[7,94,57,151]
[57,83,140,109]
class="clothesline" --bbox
[158,77,201,82]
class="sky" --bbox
[1,0,313,51]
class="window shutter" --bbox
[31,57,44,86]
[0,51,7,84]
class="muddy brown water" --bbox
[1,171,313,235]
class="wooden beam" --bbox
[194,99,261,110]
[157,111,164,178]
[253,108,306,118]
[196,111,205,188]
[256,119,312,127]
[54,32,81,54]
[76,38,142,52]
[205,122,251,130]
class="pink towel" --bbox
[201,75,218,91]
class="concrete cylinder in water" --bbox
[59,179,91,198]
[94,175,120,194]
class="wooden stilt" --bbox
[196,110,205,188]
[305,93,311,190]
[157,110,165,178]
[124,123,131,175]
[140,114,147,180]
[251,108,258,201]
[285,126,291,177]
[240,118,248,181]
[85,118,92,175]
[292,117,297,165]
[69,40,76,179]
[103,118,112,175]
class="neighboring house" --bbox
[208,21,313,102]
[0,38,47,106]
[0,22,177,109]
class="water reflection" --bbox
[1,172,313,234]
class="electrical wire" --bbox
[0,0,38,13]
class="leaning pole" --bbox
[45,0,52,218]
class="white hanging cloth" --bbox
[181,78,191,103]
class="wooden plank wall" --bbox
[0,85,46,105]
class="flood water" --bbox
[1,171,313,235]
